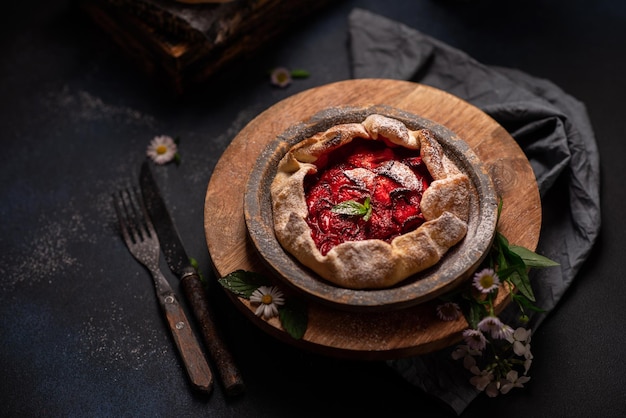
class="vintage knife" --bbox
[140,160,245,396]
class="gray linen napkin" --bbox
[348,8,601,414]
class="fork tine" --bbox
[113,189,133,246]
[114,186,160,246]
[131,186,158,241]
[113,188,143,245]
[125,187,145,243]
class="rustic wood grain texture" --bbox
[204,79,541,360]
[181,273,245,396]
[161,293,214,393]
[77,0,334,94]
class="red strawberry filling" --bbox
[304,137,432,255]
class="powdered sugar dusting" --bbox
[375,160,422,190]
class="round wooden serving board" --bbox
[205,79,541,360]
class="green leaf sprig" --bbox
[290,69,310,78]
[443,199,559,397]
[218,270,308,339]
[459,200,558,327]
[331,196,372,221]
[189,257,205,284]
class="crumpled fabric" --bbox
[348,8,601,415]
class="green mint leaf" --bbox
[218,270,272,298]
[290,69,310,78]
[495,231,510,251]
[332,200,366,215]
[490,231,509,270]
[332,197,372,221]
[279,299,308,339]
[511,292,546,313]
[509,245,559,268]
[362,196,372,221]
[507,269,536,302]
[490,234,536,302]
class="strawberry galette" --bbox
[270,114,470,289]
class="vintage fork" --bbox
[113,187,213,394]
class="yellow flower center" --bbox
[479,274,494,289]
[156,144,168,155]
[261,294,273,304]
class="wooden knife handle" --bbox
[181,271,245,396]
[160,290,214,394]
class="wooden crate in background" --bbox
[76,0,334,94]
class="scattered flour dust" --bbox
[2,84,208,372]
[4,85,262,371]
[0,190,173,371]
[79,299,170,372]
[0,198,93,293]
[43,84,157,127]
[2,83,158,291]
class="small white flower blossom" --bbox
[514,340,533,358]
[444,218,551,396]
[463,328,488,351]
[507,327,532,344]
[464,354,477,371]
[524,358,533,375]
[451,344,481,361]
[507,327,533,358]
[469,368,494,391]
[146,135,178,165]
[485,381,501,398]
[250,285,285,319]
[499,325,514,340]
[500,370,531,394]
[436,302,462,321]
[451,346,466,361]
[478,316,514,340]
[270,67,292,88]
[472,268,500,293]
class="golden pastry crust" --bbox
[270,114,470,289]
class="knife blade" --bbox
[140,160,245,397]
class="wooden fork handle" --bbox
[160,290,214,394]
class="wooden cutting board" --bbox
[204,79,541,360]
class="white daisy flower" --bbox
[462,328,487,351]
[147,135,178,165]
[472,268,500,293]
[250,285,285,319]
[270,67,292,88]
[436,301,462,321]
[477,316,514,340]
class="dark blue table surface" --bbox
[2,1,624,416]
